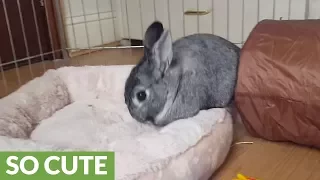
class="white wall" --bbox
[61,0,320,50]
[309,0,320,19]
[121,0,311,47]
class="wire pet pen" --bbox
[0,0,315,98]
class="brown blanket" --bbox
[235,19,320,148]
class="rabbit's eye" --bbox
[136,91,147,101]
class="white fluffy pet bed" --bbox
[0,65,233,180]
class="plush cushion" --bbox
[235,19,320,148]
[0,65,233,180]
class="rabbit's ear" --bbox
[143,21,164,50]
[152,30,173,74]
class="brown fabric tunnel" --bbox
[235,19,320,149]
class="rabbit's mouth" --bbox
[134,115,157,126]
[145,116,155,123]
[152,119,172,127]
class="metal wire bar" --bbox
[67,0,79,48]
[68,17,115,26]
[288,0,292,20]
[125,0,131,47]
[139,0,144,38]
[52,0,69,61]
[1,0,22,85]
[119,0,125,40]
[96,0,107,65]
[273,0,276,19]
[17,0,34,78]
[182,0,185,36]
[0,50,63,67]
[257,0,260,22]
[304,0,309,19]
[31,0,46,71]
[67,0,80,65]
[66,46,143,51]
[197,0,200,33]
[80,0,91,50]
[241,0,244,45]
[64,10,113,19]
[44,0,57,61]
[212,0,214,34]
[227,0,230,40]
[96,0,105,46]
[167,0,171,31]
[0,57,8,94]
[153,0,157,20]
[110,0,117,42]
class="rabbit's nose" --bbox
[146,116,155,123]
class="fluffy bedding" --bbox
[0,65,233,180]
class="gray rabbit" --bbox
[124,21,240,126]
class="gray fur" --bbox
[124,21,240,126]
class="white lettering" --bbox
[20,156,39,175]
[6,155,109,176]
[95,156,108,175]
[61,156,78,175]
[44,156,60,175]
[78,156,94,175]
[6,156,19,175]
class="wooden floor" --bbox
[1,49,319,180]
[212,116,320,180]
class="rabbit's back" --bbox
[170,33,240,109]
